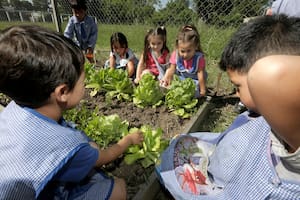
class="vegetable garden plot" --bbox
[61,64,210,199]
[76,91,210,200]
[0,63,238,199]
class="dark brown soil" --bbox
[83,91,206,199]
[89,91,190,139]
[0,88,239,200]
[82,89,239,199]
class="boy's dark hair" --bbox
[142,26,169,64]
[0,25,85,108]
[219,14,300,74]
[110,32,128,52]
[69,0,87,10]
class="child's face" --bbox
[66,71,85,109]
[177,41,196,60]
[227,68,257,113]
[112,42,126,56]
[72,8,86,22]
[148,35,164,53]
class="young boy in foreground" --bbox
[0,25,143,200]
[156,14,300,199]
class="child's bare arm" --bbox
[134,54,145,83]
[161,64,176,86]
[109,56,116,69]
[197,69,206,97]
[127,59,136,77]
[92,130,143,167]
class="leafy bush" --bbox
[133,73,164,108]
[124,125,169,168]
[84,114,129,147]
[84,64,200,118]
[86,67,134,101]
[165,75,198,118]
[64,107,169,168]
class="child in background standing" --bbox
[64,0,98,63]
[105,32,138,78]
[134,26,170,84]
[162,24,207,98]
[0,25,143,200]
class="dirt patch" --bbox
[0,89,239,200]
[89,92,190,139]
[83,91,206,199]
[82,90,239,199]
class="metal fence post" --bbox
[19,11,23,22]
[5,11,10,22]
[51,0,62,33]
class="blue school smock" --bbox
[0,101,113,200]
[175,51,207,98]
[156,112,300,199]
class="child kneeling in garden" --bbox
[105,32,139,78]
[156,14,300,199]
[0,25,143,200]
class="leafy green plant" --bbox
[124,125,169,168]
[84,62,97,84]
[63,100,94,131]
[65,106,169,168]
[165,75,198,118]
[86,68,134,101]
[84,114,129,148]
[133,73,164,108]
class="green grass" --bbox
[0,21,57,30]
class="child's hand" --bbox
[125,130,144,145]
[160,79,170,87]
[200,90,206,97]
[86,47,93,55]
[134,77,140,84]
[86,48,94,63]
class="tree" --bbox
[95,0,157,24]
[193,0,267,27]
[151,0,197,26]
[32,0,48,11]
[4,0,33,10]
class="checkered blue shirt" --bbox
[0,101,87,199]
[157,113,300,199]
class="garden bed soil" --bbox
[0,88,239,200]
[83,90,239,199]
[83,91,207,199]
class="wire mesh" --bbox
[0,0,269,27]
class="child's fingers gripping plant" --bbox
[64,104,169,169]
[84,113,130,148]
[124,125,169,168]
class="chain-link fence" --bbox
[0,0,270,69]
[0,0,269,27]
[0,0,271,100]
